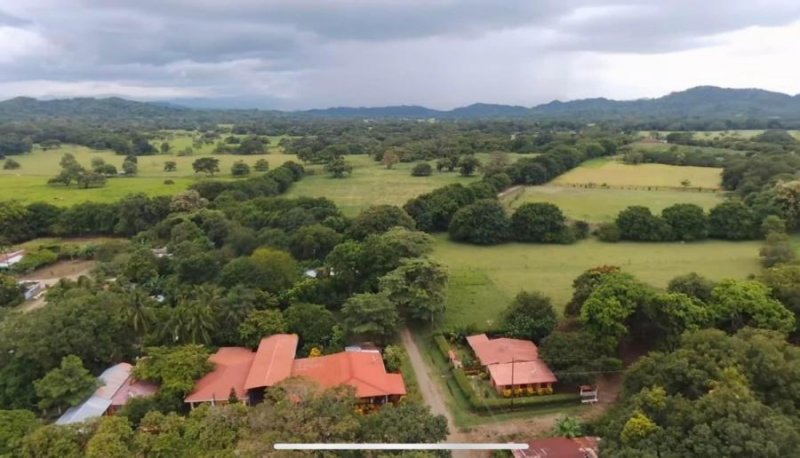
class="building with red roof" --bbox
[513,437,600,458]
[467,333,557,394]
[185,334,405,407]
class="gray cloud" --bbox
[1,0,799,108]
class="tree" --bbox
[579,273,653,351]
[615,206,671,241]
[289,224,342,260]
[34,355,97,414]
[250,248,299,292]
[359,403,448,444]
[192,157,220,176]
[169,189,208,213]
[284,303,336,350]
[133,345,211,395]
[458,155,481,177]
[122,247,159,284]
[661,203,708,241]
[510,202,571,243]
[382,345,405,372]
[382,148,401,169]
[349,205,415,240]
[3,158,20,170]
[160,142,171,154]
[644,292,709,348]
[85,416,134,458]
[411,162,432,177]
[341,293,400,344]
[774,180,800,229]
[708,279,795,334]
[501,291,558,342]
[540,330,622,386]
[19,423,84,458]
[761,264,800,326]
[666,272,714,303]
[122,159,138,176]
[379,257,448,323]
[163,160,177,172]
[708,201,758,240]
[448,199,509,245]
[230,161,251,177]
[760,231,796,267]
[324,156,352,178]
[238,309,287,348]
[0,409,40,455]
[253,159,269,172]
[0,273,23,307]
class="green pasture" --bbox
[506,185,724,223]
[637,130,800,140]
[0,143,299,206]
[553,159,722,189]
[285,153,527,216]
[629,140,743,156]
[433,235,764,329]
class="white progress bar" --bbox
[275,443,528,451]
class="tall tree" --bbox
[379,257,448,323]
[34,355,97,415]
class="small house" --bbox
[466,334,557,394]
[56,363,158,425]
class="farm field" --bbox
[506,185,724,223]
[629,140,743,155]
[0,143,299,206]
[553,158,722,189]
[433,235,765,329]
[285,152,527,216]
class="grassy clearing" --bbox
[507,185,724,223]
[285,153,527,216]
[0,143,299,206]
[630,140,743,156]
[553,159,722,189]
[434,235,764,328]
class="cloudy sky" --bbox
[1,0,799,109]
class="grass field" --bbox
[433,235,764,329]
[629,140,743,156]
[506,185,724,223]
[285,153,527,216]
[0,142,300,206]
[553,158,722,189]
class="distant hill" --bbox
[2,86,800,122]
[0,96,189,121]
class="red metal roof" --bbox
[467,334,539,365]
[185,347,255,403]
[244,334,299,390]
[487,360,557,386]
[513,437,600,458]
[292,352,406,398]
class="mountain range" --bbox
[2,86,800,121]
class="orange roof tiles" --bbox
[244,334,299,390]
[291,352,406,398]
[466,334,539,365]
[185,347,255,403]
[487,360,557,386]
[185,334,406,404]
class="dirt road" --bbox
[18,260,96,312]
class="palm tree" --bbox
[163,284,220,345]
[553,416,584,438]
[124,289,155,336]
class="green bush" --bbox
[11,249,58,274]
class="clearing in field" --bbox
[553,158,722,189]
[506,185,724,223]
[433,235,763,329]
[285,153,526,216]
[0,142,299,206]
[638,130,800,140]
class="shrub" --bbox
[3,158,20,170]
[595,223,621,242]
[11,249,58,274]
[164,179,174,185]
[411,162,433,177]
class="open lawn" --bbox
[0,143,300,206]
[507,185,724,223]
[433,235,764,329]
[553,158,722,189]
[285,153,527,216]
